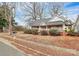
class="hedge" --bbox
[40,30,48,35]
[31,29,38,35]
[49,29,61,36]
[24,29,32,34]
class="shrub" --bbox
[14,26,24,31]
[67,32,79,36]
[68,29,74,33]
[40,30,48,35]
[64,28,67,32]
[49,29,60,36]
[67,29,79,36]
[24,29,32,34]
[31,29,38,35]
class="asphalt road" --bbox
[0,41,25,56]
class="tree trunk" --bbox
[0,27,3,32]
[9,15,12,35]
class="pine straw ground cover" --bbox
[1,33,79,51]
[15,33,79,51]
[0,33,75,56]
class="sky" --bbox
[15,2,79,26]
[63,2,79,21]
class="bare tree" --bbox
[36,3,45,20]
[8,2,17,35]
[20,2,46,34]
[49,2,64,17]
[21,2,45,21]
[35,3,45,34]
[21,2,38,21]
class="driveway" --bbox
[0,41,25,56]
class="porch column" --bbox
[46,25,48,30]
[46,25,49,35]
[63,23,66,36]
[38,26,41,35]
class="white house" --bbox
[29,16,73,32]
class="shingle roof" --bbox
[48,16,64,22]
[29,18,51,26]
[29,16,73,26]
[47,21,64,25]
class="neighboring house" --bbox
[74,15,79,32]
[29,16,73,32]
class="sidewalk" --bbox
[0,39,25,56]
